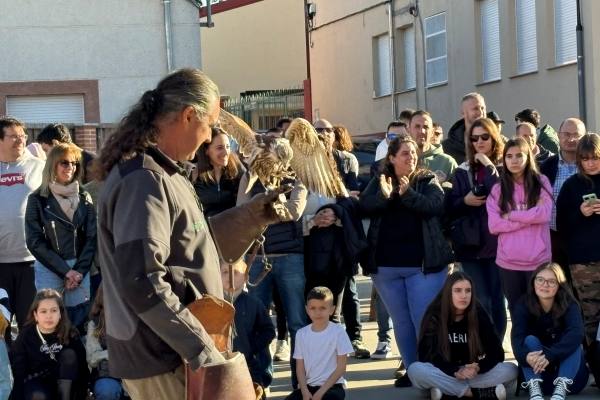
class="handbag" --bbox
[185,293,259,400]
[449,215,482,247]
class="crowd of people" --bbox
[0,68,599,400]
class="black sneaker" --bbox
[393,361,406,379]
[393,373,412,387]
[472,384,506,400]
[351,339,371,359]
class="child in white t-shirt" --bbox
[285,286,353,400]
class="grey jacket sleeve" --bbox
[110,171,219,369]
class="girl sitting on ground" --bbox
[407,271,518,400]
[11,289,88,400]
[511,262,588,400]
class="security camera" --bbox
[307,3,316,19]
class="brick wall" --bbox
[74,125,98,153]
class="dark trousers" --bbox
[498,268,533,317]
[285,383,345,400]
[273,287,288,341]
[0,261,36,331]
[550,230,573,286]
[341,276,362,341]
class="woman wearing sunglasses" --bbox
[25,142,96,332]
[511,263,588,400]
[446,117,506,338]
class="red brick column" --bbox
[74,125,98,153]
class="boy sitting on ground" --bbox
[285,286,354,400]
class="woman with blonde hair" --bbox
[25,142,96,331]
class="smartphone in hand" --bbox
[582,193,598,204]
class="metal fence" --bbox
[223,87,305,131]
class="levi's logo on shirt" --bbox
[0,172,25,186]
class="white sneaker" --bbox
[273,339,290,361]
[430,387,442,400]
[371,341,392,359]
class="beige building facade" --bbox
[309,0,600,137]
[200,0,307,98]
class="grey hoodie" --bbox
[0,153,44,263]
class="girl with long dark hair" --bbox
[11,289,88,400]
[511,263,588,400]
[360,135,452,387]
[556,132,600,385]
[193,127,245,217]
[486,138,552,313]
[408,272,517,399]
[446,117,506,337]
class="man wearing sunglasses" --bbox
[0,116,44,334]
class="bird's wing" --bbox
[285,118,346,198]
[218,109,259,159]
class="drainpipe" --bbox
[388,0,397,120]
[163,0,174,72]
[576,0,586,124]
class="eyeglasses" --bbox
[58,160,80,168]
[559,131,583,139]
[4,134,28,142]
[534,276,558,288]
[315,127,333,134]
[386,133,398,140]
[469,133,491,143]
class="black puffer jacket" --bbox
[442,119,467,165]
[306,197,367,278]
[194,166,245,217]
[25,187,97,277]
[360,172,453,275]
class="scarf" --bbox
[49,181,80,221]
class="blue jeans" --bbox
[0,339,12,400]
[372,267,447,367]
[522,335,589,394]
[249,253,308,388]
[93,377,123,400]
[34,259,90,307]
[375,293,392,344]
[461,259,507,338]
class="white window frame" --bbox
[424,12,448,87]
[480,0,501,82]
[516,0,538,74]
[402,26,416,90]
[554,0,577,65]
[373,33,392,97]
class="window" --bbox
[516,0,538,73]
[480,0,501,81]
[424,13,447,86]
[6,95,85,124]
[402,26,416,90]
[554,0,577,65]
[373,34,391,96]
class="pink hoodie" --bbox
[486,175,552,271]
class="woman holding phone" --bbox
[556,132,600,384]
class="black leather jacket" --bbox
[25,187,97,278]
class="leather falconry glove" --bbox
[209,184,293,264]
